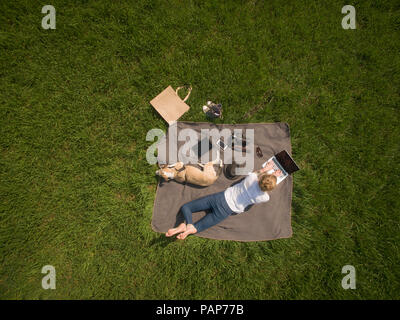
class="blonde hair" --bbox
[258,173,277,192]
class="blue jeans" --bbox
[180,191,235,233]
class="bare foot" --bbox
[176,224,197,240]
[166,223,186,237]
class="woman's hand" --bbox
[264,160,274,171]
[273,169,282,177]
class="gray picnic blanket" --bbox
[151,121,293,242]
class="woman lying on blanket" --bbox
[166,160,282,240]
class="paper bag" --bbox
[150,85,192,125]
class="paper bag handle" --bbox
[175,85,192,102]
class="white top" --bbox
[224,172,270,214]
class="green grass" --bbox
[0,0,399,299]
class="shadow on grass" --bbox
[292,186,305,224]
[149,233,179,248]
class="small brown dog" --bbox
[156,158,223,187]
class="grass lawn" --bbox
[0,0,399,299]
